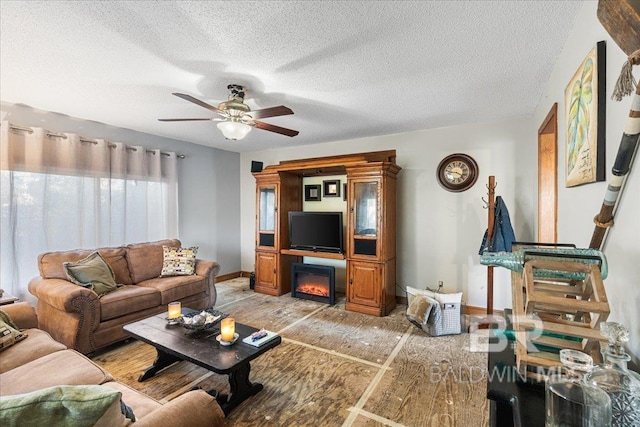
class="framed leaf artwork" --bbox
[565,41,606,187]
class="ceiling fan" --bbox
[159,84,299,141]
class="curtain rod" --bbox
[5,123,186,159]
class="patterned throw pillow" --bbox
[63,251,121,297]
[160,246,198,277]
[0,315,27,352]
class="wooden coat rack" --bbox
[485,176,496,315]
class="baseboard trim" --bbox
[465,305,505,317]
[394,296,504,317]
[215,271,244,282]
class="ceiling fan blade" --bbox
[254,121,299,137]
[172,93,223,114]
[158,118,212,122]
[246,105,294,120]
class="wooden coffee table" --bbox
[123,309,281,415]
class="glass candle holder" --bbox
[167,301,181,323]
[220,317,235,341]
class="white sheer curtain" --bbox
[0,121,178,301]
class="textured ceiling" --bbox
[0,1,583,153]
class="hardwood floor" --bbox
[92,278,490,426]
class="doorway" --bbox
[538,103,558,243]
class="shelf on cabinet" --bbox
[281,249,346,260]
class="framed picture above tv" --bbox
[304,184,321,201]
[323,179,340,197]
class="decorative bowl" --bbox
[178,309,228,332]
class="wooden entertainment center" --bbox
[253,150,401,316]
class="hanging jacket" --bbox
[478,196,516,254]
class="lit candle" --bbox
[220,317,235,341]
[168,301,181,320]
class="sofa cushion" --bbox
[39,247,133,285]
[0,349,113,396]
[0,328,66,374]
[64,251,122,297]
[126,239,181,283]
[137,275,207,305]
[160,246,198,277]
[0,385,129,427]
[99,285,162,322]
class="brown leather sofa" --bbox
[28,239,220,354]
[0,302,225,426]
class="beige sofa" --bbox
[28,239,220,354]
[0,302,225,426]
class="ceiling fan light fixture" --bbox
[217,121,252,140]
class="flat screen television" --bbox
[288,211,344,253]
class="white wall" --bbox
[241,117,535,311]
[1,102,242,274]
[531,2,640,359]
[241,1,640,361]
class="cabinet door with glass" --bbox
[256,182,279,251]
[348,178,381,259]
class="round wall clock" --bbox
[436,153,479,192]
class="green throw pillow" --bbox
[0,318,27,352]
[0,385,134,427]
[0,309,19,330]
[160,246,198,277]
[63,251,121,297]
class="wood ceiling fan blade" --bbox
[246,105,293,120]
[254,120,299,137]
[172,93,223,114]
[158,118,212,121]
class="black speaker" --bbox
[251,161,263,173]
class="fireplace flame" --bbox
[297,283,329,297]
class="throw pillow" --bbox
[63,251,121,297]
[406,294,436,329]
[0,385,133,427]
[160,245,198,277]
[0,309,19,329]
[406,285,438,306]
[0,318,27,352]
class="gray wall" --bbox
[1,102,241,274]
